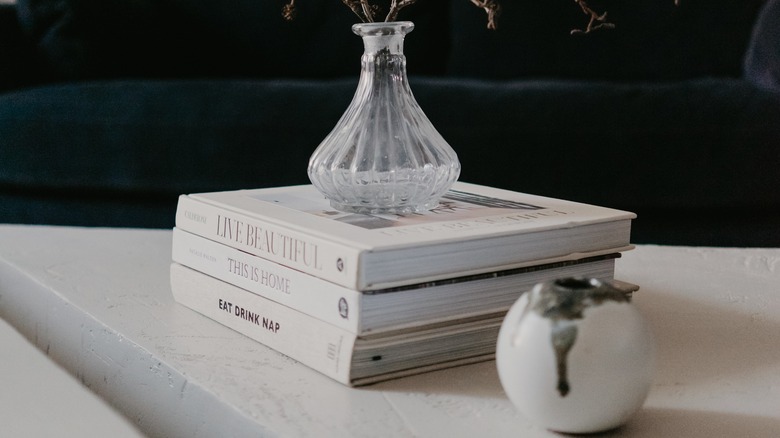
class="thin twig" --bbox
[288,0,502,28]
[339,0,367,22]
[468,0,501,30]
[386,0,418,22]
[287,1,680,33]
[571,0,615,35]
[360,0,376,22]
[282,0,297,21]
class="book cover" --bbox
[172,227,618,335]
[170,263,501,386]
[175,182,634,290]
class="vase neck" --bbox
[353,21,414,56]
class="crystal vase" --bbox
[308,21,461,214]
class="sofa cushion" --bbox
[0,79,351,195]
[15,0,450,81]
[447,0,764,80]
[411,77,780,213]
[2,77,779,244]
[744,0,780,91]
[2,76,778,210]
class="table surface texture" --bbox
[0,225,778,437]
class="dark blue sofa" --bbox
[2,0,779,246]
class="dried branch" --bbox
[338,0,373,22]
[283,1,500,29]
[282,0,297,21]
[284,1,681,34]
[386,0,418,22]
[337,1,360,21]
[360,0,377,22]
[570,0,615,35]
[469,0,501,30]
[571,0,681,35]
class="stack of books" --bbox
[170,182,635,386]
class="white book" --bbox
[172,227,618,335]
[175,182,634,291]
[170,263,501,387]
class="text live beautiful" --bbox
[197,211,323,272]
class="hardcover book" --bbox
[175,183,635,291]
[172,227,618,335]
[170,263,501,386]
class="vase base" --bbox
[328,199,440,215]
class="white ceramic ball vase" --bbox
[496,278,655,434]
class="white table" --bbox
[0,225,778,437]
[0,317,144,437]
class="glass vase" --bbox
[308,21,461,215]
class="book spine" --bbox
[175,195,364,289]
[170,263,357,386]
[172,227,363,334]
